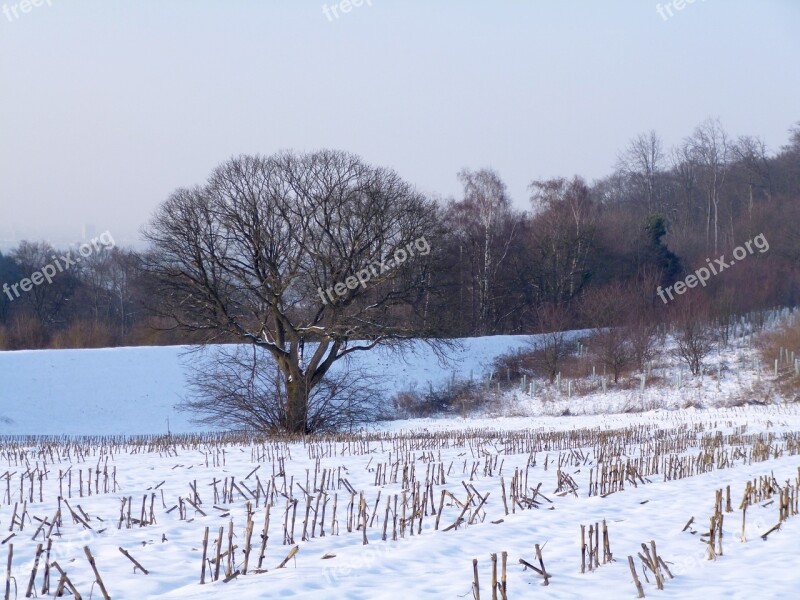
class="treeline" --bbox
[0,243,182,349]
[1,118,799,350]
[426,118,800,337]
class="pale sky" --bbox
[1,0,798,247]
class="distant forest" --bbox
[2,118,799,350]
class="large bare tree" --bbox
[143,150,441,433]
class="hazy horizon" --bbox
[1,0,798,247]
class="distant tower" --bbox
[82,223,96,241]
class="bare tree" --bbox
[10,241,77,326]
[528,303,575,382]
[587,327,632,383]
[617,130,665,212]
[528,177,597,304]
[580,283,635,383]
[628,317,659,371]
[453,168,518,335]
[78,247,115,326]
[669,141,700,239]
[672,298,715,376]
[180,345,384,433]
[732,135,773,218]
[687,118,730,253]
[144,150,442,433]
[0,251,21,326]
[106,249,139,342]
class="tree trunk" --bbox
[285,377,309,434]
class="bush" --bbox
[629,319,661,370]
[672,299,715,376]
[492,349,532,382]
[493,337,583,384]
[391,379,492,418]
[756,318,800,403]
[50,321,115,349]
[585,328,633,383]
[5,314,48,349]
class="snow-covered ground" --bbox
[1,326,799,598]
[0,336,534,435]
[0,407,797,599]
[0,326,768,437]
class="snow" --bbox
[1,330,799,599]
[0,407,798,599]
[0,336,533,436]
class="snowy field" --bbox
[0,408,798,599]
[0,336,537,436]
[1,328,800,598]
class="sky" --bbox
[0,0,798,248]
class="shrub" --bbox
[585,328,633,383]
[6,314,48,349]
[50,321,115,349]
[390,379,493,418]
[756,318,800,403]
[671,299,715,376]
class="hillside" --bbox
[0,336,533,435]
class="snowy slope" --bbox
[0,336,534,436]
